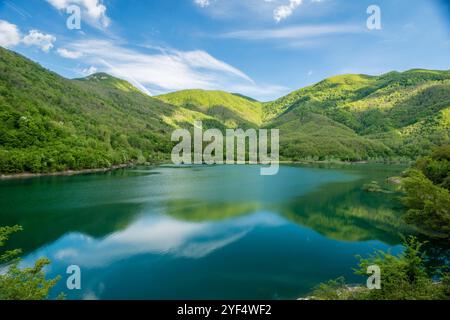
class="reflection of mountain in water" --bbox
[0,169,152,254]
[3,202,144,255]
[277,179,413,245]
[5,165,446,300]
[165,200,261,222]
[163,179,410,245]
[1,165,410,256]
[161,164,412,244]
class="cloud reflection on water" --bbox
[22,211,287,269]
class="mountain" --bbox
[0,47,215,173]
[76,72,143,94]
[0,46,449,174]
[264,70,450,160]
[156,89,263,128]
[266,111,392,161]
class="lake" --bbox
[0,164,409,300]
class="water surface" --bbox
[0,164,408,299]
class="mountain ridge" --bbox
[0,46,449,173]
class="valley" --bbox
[0,47,449,174]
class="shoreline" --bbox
[0,164,134,180]
[281,159,413,165]
[0,159,410,180]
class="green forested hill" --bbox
[266,111,392,161]
[156,89,263,128]
[0,46,449,174]
[265,70,450,160]
[0,47,216,173]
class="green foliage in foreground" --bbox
[0,225,61,300]
[312,237,449,300]
[402,146,450,238]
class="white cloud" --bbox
[194,0,211,7]
[193,0,325,22]
[46,0,110,28]
[81,66,98,75]
[57,48,83,59]
[64,39,286,99]
[179,50,253,83]
[0,20,21,48]
[22,30,56,52]
[274,0,303,23]
[222,24,363,40]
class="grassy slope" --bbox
[156,89,263,128]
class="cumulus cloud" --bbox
[274,0,303,23]
[57,48,83,59]
[46,0,110,28]
[194,0,324,22]
[22,30,56,52]
[0,20,21,48]
[64,39,286,99]
[194,0,211,7]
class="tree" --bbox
[311,237,449,300]
[0,225,62,300]
[402,146,450,238]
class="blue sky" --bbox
[0,0,449,101]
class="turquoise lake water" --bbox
[0,164,408,299]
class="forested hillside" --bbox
[0,47,215,173]
[0,47,449,174]
[264,71,450,160]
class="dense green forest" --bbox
[402,146,450,239]
[0,47,449,174]
[265,71,450,161]
[0,48,216,173]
